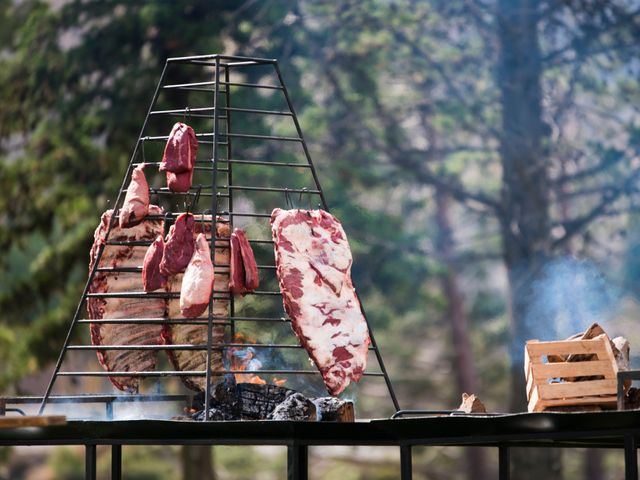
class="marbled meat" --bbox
[270,208,370,396]
[88,206,166,391]
[166,168,193,193]
[161,217,229,391]
[229,228,259,295]
[119,164,149,228]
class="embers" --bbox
[188,375,353,422]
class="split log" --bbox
[312,397,355,422]
[457,393,486,414]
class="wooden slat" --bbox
[537,395,617,409]
[530,360,614,379]
[537,379,617,399]
[0,416,67,429]
[525,337,608,358]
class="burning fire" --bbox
[230,334,286,386]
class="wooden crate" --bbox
[524,335,619,412]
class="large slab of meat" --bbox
[161,217,229,391]
[271,209,370,396]
[88,205,166,392]
[160,122,198,173]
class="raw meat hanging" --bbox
[159,122,198,173]
[161,217,229,391]
[271,208,371,396]
[159,212,195,276]
[88,205,166,392]
[119,164,149,228]
[166,168,194,193]
[142,235,167,292]
[229,228,259,295]
[180,233,214,318]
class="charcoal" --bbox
[268,393,316,421]
[192,407,231,421]
[235,383,294,420]
[312,397,355,422]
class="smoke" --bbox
[522,256,626,342]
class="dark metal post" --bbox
[85,444,97,480]
[400,445,412,480]
[204,57,222,422]
[499,446,510,480]
[111,445,122,480]
[625,436,638,480]
[287,445,308,480]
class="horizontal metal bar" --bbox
[57,370,385,377]
[78,316,290,323]
[76,319,231,326]
[217,212,272,218]
[163,81,282,91]
[150,106,292,117]
[228,185,320,194]
[166,54,276,64]
[84,291,278,298]
[68,343,306,351]
[132,162,227,172]
[141,133,300,142]
[225,159,311,168]
[2,394,190,404]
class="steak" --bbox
[229,233,246,295]
[161,217,230,391]
[229,228,259,295]
[180,233,214,318]
[119,164,149,228]
[159,212,195,276]
[142,235,167,292]
[270,208,370,396]
[166,168,193,193]
[88,206,166,392]
[159,122,198,173]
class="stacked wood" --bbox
[267,393,317,421]
[525,327,625,412]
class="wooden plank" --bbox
[537,379,617,399]
[530,360,614,379]
[528,387,541,412]
[0,416,67,429]
[525,338,608,358]
[539,395,617,408]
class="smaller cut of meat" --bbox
[229,233,247,295]
[119,164,149,228]
[159,213,195,276]
[180,233,214,318]
[229,228,259,295]
[142,235,167,292]
[166,169,193,193]
[159,122,198,173]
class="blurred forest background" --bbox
[1,0,640,479]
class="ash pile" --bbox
[184,375,354,422]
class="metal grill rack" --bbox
[38,54,400,419]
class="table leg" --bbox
[288,445,308,480]
[112,444,122,480]
[400,445,412,480]
[499,446,510,480]
[85,444,97,480]
[625,436,638,480]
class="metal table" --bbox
[0,411,639,480]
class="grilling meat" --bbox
[119,164,150,228]
[229,228,259,295]
[162,217,229,391]
[159,212,195,276]
[166,168,193,193]
[88,206,166,392]
[180,233,214,318]
[271,208,370,396]
[159,122,198,173]
[142,235,167,292]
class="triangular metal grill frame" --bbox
[39,54,400,419]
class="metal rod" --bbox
[4,394,190,404]
[166,54,276,63]
[77,315,289,323]
[86,445,97,480]
[400,446,412,480]
[626,436,638,480]
[84,291,279,298]
[55,370,386,377]
[163,81,283,91]
[38,62,170,416]
[205,58,222,422]
[111,445,122,480]
[66,343,322,351]
[224,159,311,168]
[287,445,308,480]
[150,106,293,117]
[499,446,510,480]
[224,66,237,355]
[142,132,300,142]
[273,62,402,413]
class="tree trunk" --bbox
[435,189,488,480]
[497,0,561,477]
[182,445,215,480]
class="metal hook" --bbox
[284,188,293,209]
[183,106,191,124]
